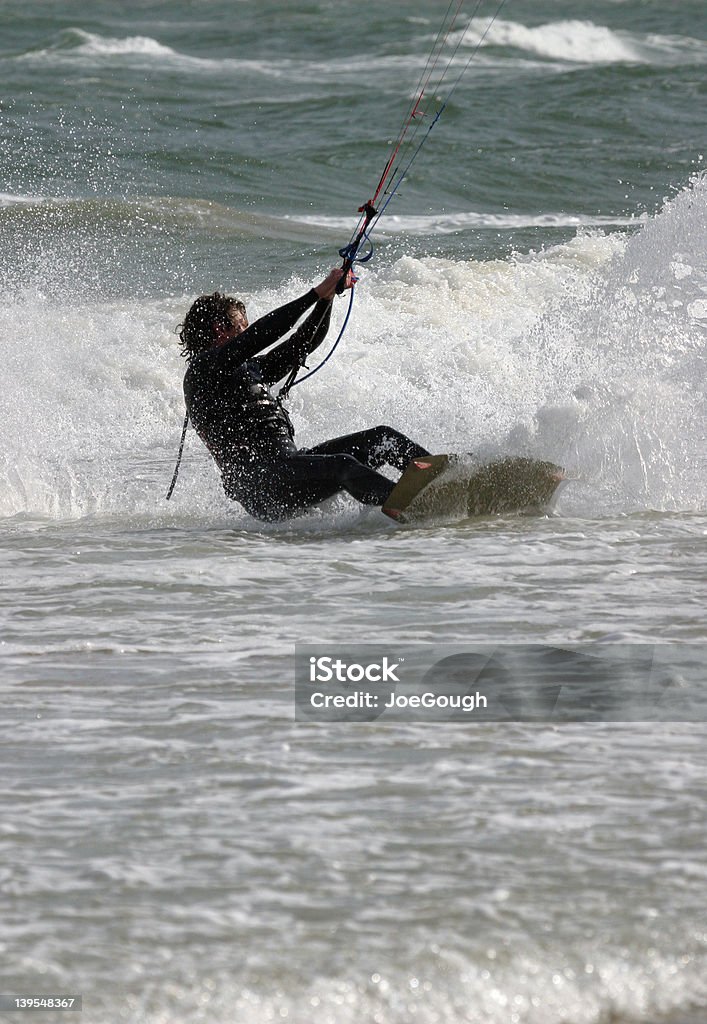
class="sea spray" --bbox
[1,177,704,520]
[521,173,707,512]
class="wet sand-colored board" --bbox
[382,455,565,524]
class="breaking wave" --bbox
[0,175,704,521]
[457,18,707,66]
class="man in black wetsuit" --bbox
[179,267,430,521]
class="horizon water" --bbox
[1,3,706,1023]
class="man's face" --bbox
[214,307,248,346]
[230,309,249,335]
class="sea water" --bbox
[1,2,705,1022]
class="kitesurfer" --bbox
[178,267,429,521]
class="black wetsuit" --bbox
[184,288,429,520]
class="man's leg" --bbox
[306,425,429,472]
[233,453,396,520]
[280,453,394,507]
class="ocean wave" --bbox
[16,28,185,62]
[0,192,46,207]
[15,28,259,73]
[0,194,645,241]
[284,210,645,236]
[10,28,556,82]
[13,30,436,81]
[455,18,707,66]
[66,29,177,58]
[12,20,707,80]
[1,175,704,519]
[0,194,339,244]
[57,939,707,1024]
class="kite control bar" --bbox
[335,200,378,293]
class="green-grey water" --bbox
[1,2,705,1022]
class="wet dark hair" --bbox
[177,292,246,359]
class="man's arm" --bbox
[215,266,346,370]
[220,289,319,366]
[257,299,333,384]
[219,267,351,368]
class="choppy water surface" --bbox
[1,1,705,1022]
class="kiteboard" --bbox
[382,455,564,524]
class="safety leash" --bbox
[165,410,189,500]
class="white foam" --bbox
[18,28,217,70]
[1,177,704,520]
[0,193,46,207]
[61,30,293,77]
[15,30,420,80]
[84,943,707,1024]
[70,29,178,57]
[285,210,644,236]
[508,174,707,512]
[456,18,707,66]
